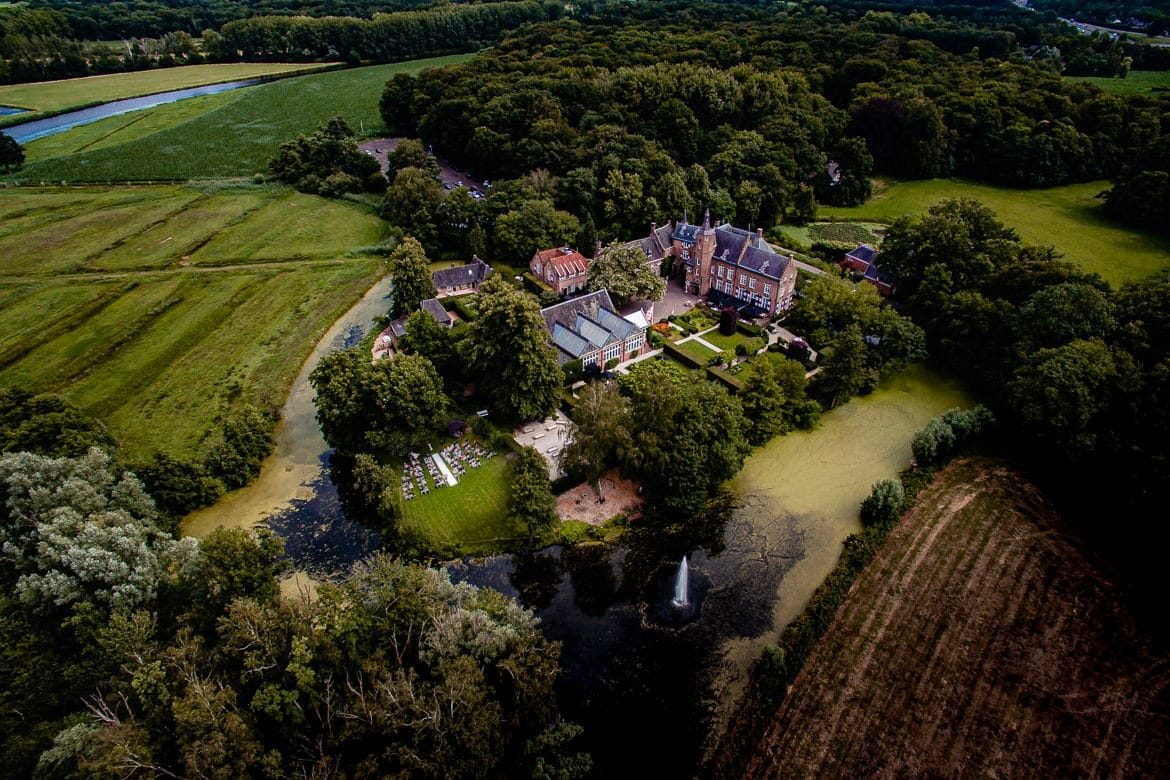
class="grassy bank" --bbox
[818,178,1170,286]
[0,62,331,115]
[7,55,474,182]
[0,184,388,461]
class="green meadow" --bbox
[0,184,388,461]
[7,55,474,182]
[818,178,1170,286]
[1065,70,1170,97]
[0,62,330,116]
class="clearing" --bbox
[747,458,1170,777]
[0,62,331,115]
[7,55,474,182]
[0,184,388,461]
[1065,69,1170,97]
[818,178,1170,286]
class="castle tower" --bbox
[695,208,716,295]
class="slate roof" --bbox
[846,244,879,265]
[420,298,451,325]
[594,307,640,341]
[540,289,617,333]
[576,314,620,348]
[551,323,592,358]
[673,222,700,244]
[709,224,791,282]
[432,259,490,289]
[540,289,645,364]
[388,316,409,339]
[624,223,675,263]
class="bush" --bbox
[707,353,726,367]
[912,405,996,466]
[719,306,738,336]
[523,271,552,295]
[449,296,479,322]
[860,479,905,528]
[736,319,764,337]
[648,330,664,348]
[562,359,583,384]
[605,358,619,370]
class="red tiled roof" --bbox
[534,247,590,279]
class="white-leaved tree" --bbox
[0,448,196,612]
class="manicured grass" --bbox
[9,55,474,182]
[396,455,521,554]
[1065,70,1170,97]
[0,184,387,460]
[702,328,752,353]
[818,178,1170,286]
[0,62,331,113]
[674,337,719,364]
[22,89,250,162]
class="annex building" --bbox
[540,289,648,368]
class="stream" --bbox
[181,279,971,774]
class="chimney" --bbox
[651,221,657,235]
[756,227,764,239]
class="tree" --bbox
[494,199,581,266]
[366,353,449,456]
[203,405,274,490]
[0,448,195,614]
[860,479,904,527]
[463,276,562,422]
[400,308,458,381]
[183,526,284,630]
[267,117,380,196]
[818,324,869,407]
[310,348,376,453]
[386,236,435,318]
[0,388,112,457]
[510,446,557,543]
[388,137,439,180]
[560,382,633,498]
[0,131,25,173]
[739,358,788,445]
[586,242,665,306]
[382,168,444,252]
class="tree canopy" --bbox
[386,236,436,319]
[587,242,666,306]
[267,116,382,197]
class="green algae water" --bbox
[710,363,973,727]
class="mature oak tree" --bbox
[386,235,436,319]
[586,242,665,306]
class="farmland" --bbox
[747,458,1170,777]
[0,62,331,115]
[7,55,474,182]
[0,184,388,461]
[818,178,1170,286]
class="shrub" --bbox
[449,296,479,322]
[719,306,738,335]
[736,320,764,337]
[860,479,905,527]
[562,359,583,384]
[648,330,664,348]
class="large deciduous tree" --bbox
[586,242,665,306]
[463,276,562,422]
[382,168,445,253]
[0,131,25,173]
[493,199,580,266]
[267,116,381,196]
[386,236,436,318]
[509,446,558,543]
[560,381,633,497]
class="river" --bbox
[3,79,261,144]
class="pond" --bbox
[2,79,261,143]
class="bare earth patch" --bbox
[747,458,1170,777]
[556,468,643,525]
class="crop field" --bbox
[8,55,474,182]
[818,178,1170,286]
[395,455,520,554]
[0,184,387,460]
[1066,69,1170,97]
[0,62,330,114]
[748,459,1170,777]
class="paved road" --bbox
[360,137,489,196]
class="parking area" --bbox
[513,411,571,479]
[359,137,490,200]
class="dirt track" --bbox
[748,458,1170,778]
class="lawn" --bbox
[8,54,475,182]
[1065,69,1170,97]
[0,62,331,114]
[701,328,753,353]
[396,455,522,554]
[818,178,1170,286]
[674,337,720,364]
[0,184,387,460]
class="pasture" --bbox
[1066,69,1170,97]
[0,184,388,461]
[818,178,1170,286]
[8,55,474,182]
[0,62,330,114]
[749,459,1170,777]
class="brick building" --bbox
[432,256,491,296]
[840,244,895,297]
[530,247,590,296]
[540,289,648,368]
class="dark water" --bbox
[0,106,25,117]
[4,79,261,143]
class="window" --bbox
[546,269,554,282]
[748,278,756,290]
[534,262,541,274]
[739,273,747,285]
[763,283,771,295]
[717,266,724,278]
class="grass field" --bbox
[818,178,1170,286]
[701,328,753,353]
[748,458,1170,777]
[1066,69,1170,97]
[674,337,720,363]
[8,55,474,182]
[395,455,522,554]
[0,184,388,460]
[0,62,331,113]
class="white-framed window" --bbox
[583,352,598,367]
[605,343,622,363]
[763,297,771,310]
[763,283,771,295]
[547,269,554,281]
[739,273,747,285]
[748,278,756,290]
[717,266,724,278]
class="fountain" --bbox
[672,555,690,607]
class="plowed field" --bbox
[748,459,1170,777]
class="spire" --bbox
[702,208,711,229]
[683,207,689,224]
